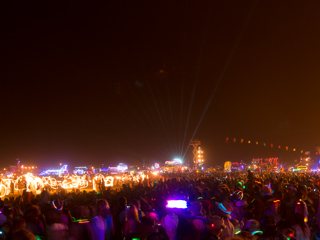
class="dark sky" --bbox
[1,0,320,169]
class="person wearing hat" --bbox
[261,185,274,204]
[203,215,226,240]
[264,199,282,224]
[51,199,69,226]
[244,219,262,240]
[235,200,255,228]
[216,201,234,239]
[230,190,243,222]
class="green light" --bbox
[243,186,245,189]
[73,219,89,223]
[238,182,242,185]
[252,231,263,235]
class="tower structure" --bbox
[190,140,203,170]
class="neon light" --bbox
[252,231,263,235]
[218,203,231,214]
[73,219,89,223]
[52,200,63,211]
[166,200,187,209]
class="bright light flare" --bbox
[166,200,187,209]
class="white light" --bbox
[166,200,187,209]
[173,158,182,164]
[117,163,128,171]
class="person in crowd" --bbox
[23,205,45,237]
[245,219,262,240]
[160,207,179,240]
[215,200,234,240]
[261,185,273,202]
[101,204,115,239]
[90,199,108,240]
[189,202,207,240]
[139,216,169,240]
[230,219,241,235]
[264,199,281,224]
[131,199,145,220]
[277,220,295,240]
[10,217,27,238]
[295,200,308,222]
[44,207,69,240]
[124,204,141,239]
[234,199,254,228]
[51,199,70,227]
[3,170,320,240]
[202,215,225,240]
[258,214,286,240]
[70,206,94,240]
[291,212,310,240]
[11,228,37,240]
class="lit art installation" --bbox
[0,170,153,198]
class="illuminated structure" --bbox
[73,166,94,175]
[231,161,246,172]
[224,161,232,172]
[295,156,313,171]
[251,158,278,172]
[39,165,68,176]
[190,140,204,169]
[160,158,187,173]
[21,165,37,173]
[107,163,128,174]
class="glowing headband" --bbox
[252,231,263,235]
[52,200,63,211]
[218,203,231,214]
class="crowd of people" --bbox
[0,170,320,240]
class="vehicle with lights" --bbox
[107,163,129,174]
[73,166,89,175]
[39,165,68,176]
[160,158,188,173]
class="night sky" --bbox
[1,0,320,169]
